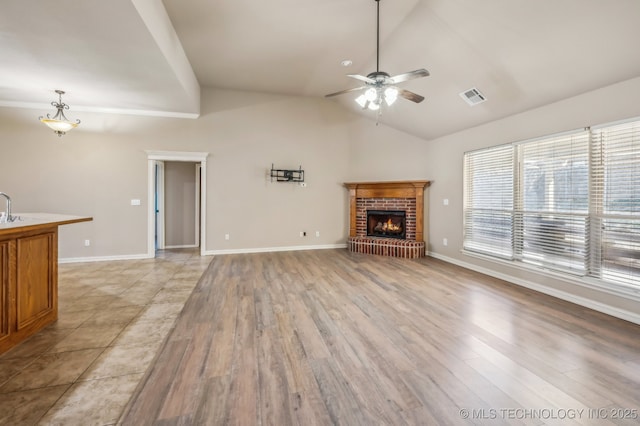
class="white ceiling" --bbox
[2,0,640,140]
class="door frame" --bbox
[194,163,202,247]
[146,151,209,257]
[154,160,166,250]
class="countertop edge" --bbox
[0,214,93,236]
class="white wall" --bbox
[200,90,351,252]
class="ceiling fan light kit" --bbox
[355,86,398,110]
[325,0,429,113]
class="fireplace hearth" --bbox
[367,210,406,239]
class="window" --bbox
[518,131,590,274]
[463,119,640,291]
[592,121,640,288]
[463,145,514,259]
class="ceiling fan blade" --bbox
[347,74,376,84]
[325,86,367,98]
[399,89,425,103]
[389,69,430,84]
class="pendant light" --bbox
[39,90,80,137]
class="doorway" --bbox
[147,151,209,257]
[155,161,200,250]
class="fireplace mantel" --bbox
[344,180,430,243]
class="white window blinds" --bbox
[463,145,514,258]
[463,118,640,292]
[591,121,640,287]
[517,131,590,274]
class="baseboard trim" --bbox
[205,243,347,256]
[59,253,153,264]
[59,244,347,263]
[429,252,640,325]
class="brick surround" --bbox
[356,198,417,240]
[344,181,431,258]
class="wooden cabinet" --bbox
[0,227,57,354]
[16,231,56,331]
[0,214,91,355]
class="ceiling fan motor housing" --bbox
[367,71,391,85]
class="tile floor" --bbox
[0,249,212,425]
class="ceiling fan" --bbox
[325,0,430,111]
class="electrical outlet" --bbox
[443,198,449,206]
[316,231,320,237]
[131,199,141,206]
[224,233,230,240]
[84,239,91,247]
[300,231,307,237]
[443,238,448,246]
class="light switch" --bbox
[131,199,141,206]
[443,198,449,206]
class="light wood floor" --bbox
[120,249,640,425]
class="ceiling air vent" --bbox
[459,87,487,106]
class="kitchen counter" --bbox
[0,213,92,354]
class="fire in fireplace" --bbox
[367,210,406,239]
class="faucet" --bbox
[0,192,13,223]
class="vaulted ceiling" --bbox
[2,0,640,140]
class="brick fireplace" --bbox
[344,180,431,258]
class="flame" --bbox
[372,216,403,234]
[386,218,401,231]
